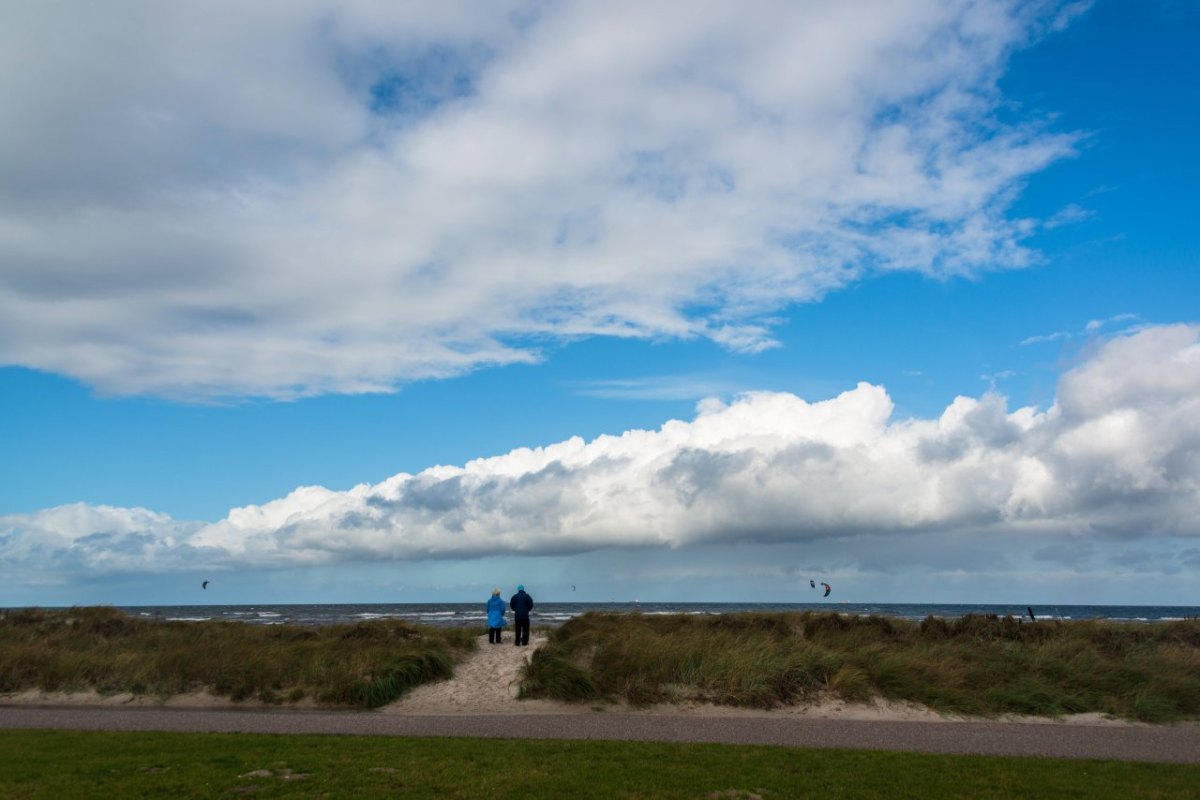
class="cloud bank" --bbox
[4,324,1198,580]
[1,0,1077,399]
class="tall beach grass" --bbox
[0,606,475,708]
[519,611,1200,721]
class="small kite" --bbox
[202,580,209,590]
[820,582,831,598]
[809,580,815,589]
[571,584,576,591]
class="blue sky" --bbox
[2,1,1198,606]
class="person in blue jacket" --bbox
[510,584,534,646]
[486,588,506,644]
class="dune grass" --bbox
[519,611,1200,721]
[0,606,475,708]
[2,729,1198,799]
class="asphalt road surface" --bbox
[3,706,1198,763]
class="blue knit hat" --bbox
[517,584,525,591]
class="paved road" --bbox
[2,706,1198,764]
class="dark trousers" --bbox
[514,618,530,646]
[488,626,503,643]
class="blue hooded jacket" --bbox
[487,595,506,628]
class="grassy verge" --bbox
[519,612,1200,721]
[0,607,475,708]
[1,729,1197,799]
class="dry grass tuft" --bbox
[519,611,1200,721]
[0,606,475,708]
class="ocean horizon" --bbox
[19,602,1192,627]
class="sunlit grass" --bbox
[520,611,1200,721]
[0,606,475,708]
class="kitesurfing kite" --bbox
[809,580,816,589]
[820,582,831,598]
[202,580,209,590]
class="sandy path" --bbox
[385,634,566,714]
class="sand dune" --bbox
[379,634,1139,726]
[1,633,1143,727]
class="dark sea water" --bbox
[104,602,1200,628]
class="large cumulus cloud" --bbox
[0,0,1078,399]
[4,324,1198,578]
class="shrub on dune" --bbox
[518,611,1200,721]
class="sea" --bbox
[105,602,1200,628]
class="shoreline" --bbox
[68,601,1200,629]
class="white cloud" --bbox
[571,373,743,401]
[1021,312,1139,346]
[1043,202,1094,229]
[0,0,1078,400]
[1084,312,1137,333]
[980,369,1018,385]
[1020,330,1073,346]
[4,324,1198,580]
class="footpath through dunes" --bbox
[383,633,565,714]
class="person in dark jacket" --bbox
[509,584,533,646]
[486,588,506,644]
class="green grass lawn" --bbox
[0,729,1196,799]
